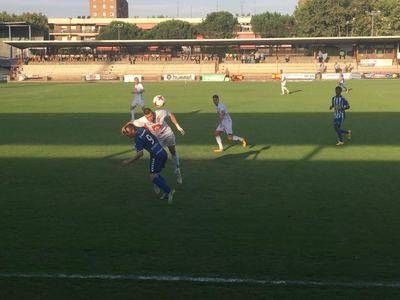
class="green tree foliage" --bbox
[197,11,238,38]
[347,0,378,36]
[294,0,348,37]
[375,0,400,35]
[294,0,400,36]
[96,21,143,40]
[146,20,196,39]
[0,11,48,31]
[251,12,294,38]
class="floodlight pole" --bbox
[368,10,380,36]
[116,23,123,40]
[8,25,12,58]
[68,17,72,40]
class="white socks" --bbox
[172,154,180,170]
[215,136,223,149]
[232,135,243,142]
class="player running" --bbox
[338,71,350,93]
[212,94,247,153]
[330,86,352,146]
[130,77,145,120]
[121,123,175,203]
[133,107,185,184]
[280,69,290,95]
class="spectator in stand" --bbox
[334,62,341,73]
[339,50,346,60]
[317,50,323,63]
[322,52,328,63]
[345,63,354,73]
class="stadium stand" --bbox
[17,61,217,81]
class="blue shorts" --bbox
[333,117,344,127]
[149,150,167,174]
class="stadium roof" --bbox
[4,36,400,49]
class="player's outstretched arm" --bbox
[121,151,143,166]
[169,112,185,135]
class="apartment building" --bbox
[90,0,128,18]
[49,17,253,41]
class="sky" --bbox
[0,0,298,18]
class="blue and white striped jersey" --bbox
[331,96,350,119]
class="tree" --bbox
[0,11,48,32]
[97,21,143,40]
[251,12,294,38]
[347,0,379,36]
[374,0,400,35]
[294,0,350,37]
[146,20,196,39]
[197,11,238,39]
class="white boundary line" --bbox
[0,273,400,288]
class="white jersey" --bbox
[281,75,287,87]
[132,83,144,105]
[216,101,233,134]
[133,109,174,140]
[216,102,232,122]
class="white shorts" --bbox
[158,133,176,148]
[131,95,144,108]
[216,119,233,135]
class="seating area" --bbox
[15,58,399,82]
[17,62,217,81]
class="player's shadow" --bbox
[103,150,131,159]
[214,145,271,162]
[289,89,303,95]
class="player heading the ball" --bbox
[121,122,175,203]
[133,105,184,184]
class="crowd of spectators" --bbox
[24,52,221,65]
[334,61,354,73]
[24,53,125,64]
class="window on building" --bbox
[93,4,96,8]
[110,12,114,17]
[103,12,106,16]
[93,12,97,16]
[103,4,106,8]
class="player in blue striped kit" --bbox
[121,122,175,203]
[330,86,352,146]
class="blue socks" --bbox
[153,175,171,194]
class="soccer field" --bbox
[1,80,400,298]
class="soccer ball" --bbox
[152,95,166,107]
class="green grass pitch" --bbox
[1,80,400,298]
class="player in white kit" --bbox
[133,107,185,184]
[280,69,290,95]
[130,77,145,120]
[213,94,247,153]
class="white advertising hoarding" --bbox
[360,59,393,67]
[321,73,351,80]
[284,73,316,80]
[162,74,196,81]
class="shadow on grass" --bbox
[1,112,399,146]
[1,156,400,283]
[289,89,303,94]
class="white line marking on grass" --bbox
[0,273,400,288]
